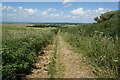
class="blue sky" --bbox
[2,2,118,23]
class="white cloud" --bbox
[24,8,38,15]
[71,7,111,16]
[40,8,57,16]
[2,6,14,10]
[42,11,47,15]
[63,0,72,8]
[19,6,23,9]
[2,5,38,15]
[71,8,84,15]
[63,0,71,4]
[95,8,111,14]
[64,3,72,8]
[50,12,64,17]
[98,8,104,11]
[69,7,112,22]
[45,8,56,12]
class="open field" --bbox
[2,24,34,27]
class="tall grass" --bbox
[60,25,119,78]
[49,45,57,79]
[59,10,119,78]
[48,35,58,79]
[2,26,57,80]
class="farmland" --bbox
[2,10,120,79]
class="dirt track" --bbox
[25,31,96,78]
[54,33,96,78]
[26,44,55,78]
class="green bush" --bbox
[2,27,58,80]
[31,24,61,28]
[60,10,120,78]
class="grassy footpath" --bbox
[48,30,64,79]
[2,26,58,80]
[48,36,57,78]
[55,34,64,78]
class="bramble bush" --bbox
[2,26,58,80]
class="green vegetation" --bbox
[2,26,57,80]
[49,37,57,79]
[2,10,119,79]
[29,24,61,28]
[59,10,120,78]
[94,10,119,23]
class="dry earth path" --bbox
[25,44,56,78]
[55,33,96,78]
[25,30,96,78]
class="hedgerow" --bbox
[60,10,120,78]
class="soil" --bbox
[25,31,96,78]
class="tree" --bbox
[94,17,99,22]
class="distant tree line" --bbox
[26,24,61,28]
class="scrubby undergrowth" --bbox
[60,10,120,78]
[2,26,58,80]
